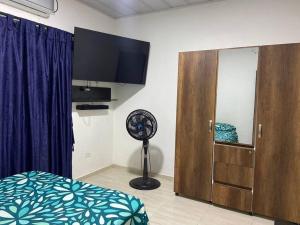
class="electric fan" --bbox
[126,109,161,190]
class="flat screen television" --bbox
[73,27,150,85]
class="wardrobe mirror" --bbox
[215,47,258,146]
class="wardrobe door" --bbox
[253,44,300,223]
[174,51,218,201]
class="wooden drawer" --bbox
[214,144,254,168]
[214,162,254,189]
[213,183,253,212]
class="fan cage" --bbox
[126,109,157,141]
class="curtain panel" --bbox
[0,14,73,178]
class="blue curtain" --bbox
[0,14,73,179]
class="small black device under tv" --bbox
[72,86,111,102]
[73,27,150,85]
[76,105,109,110]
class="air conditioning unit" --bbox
[0,0,55,18]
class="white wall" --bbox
[0,0,117,178]
[2,0,300,178]
[113,0,300,176]
[216,48,258,145]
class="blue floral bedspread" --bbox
[0,171,149,225]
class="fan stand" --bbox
[129,139,161,190]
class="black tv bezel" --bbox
[73,27,150,85]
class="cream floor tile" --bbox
[252,217,274,225]
[80,166,274,225]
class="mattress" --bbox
[0,171,149,225]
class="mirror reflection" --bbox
[215,47,258,145]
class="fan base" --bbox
[129,177,161,190]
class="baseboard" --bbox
[75,165,114,180]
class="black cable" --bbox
[53,0,59,13]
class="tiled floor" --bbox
[80,166,273,225]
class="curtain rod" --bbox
[0,12,74,38]
[0,13,20,22]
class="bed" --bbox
[0,171,149,225]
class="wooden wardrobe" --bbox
[174,43,300,224]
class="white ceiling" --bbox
[79,0,219,18]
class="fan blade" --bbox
[145,127,152,136]
[129,120,138,128]
[134,119,140,125]
[141,117,149,125]
[133,117,139,123]
[130,129,140,134]
[145,124,153,129]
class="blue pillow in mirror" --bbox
[215,122,239,143]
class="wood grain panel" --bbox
[174,51,218,201]
[213,183,252,212]
[214,144,254,168]
[214,162,254,189]
[253,44,300,223]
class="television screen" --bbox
[73,27,150,84]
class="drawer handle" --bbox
[209,120,213,133]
